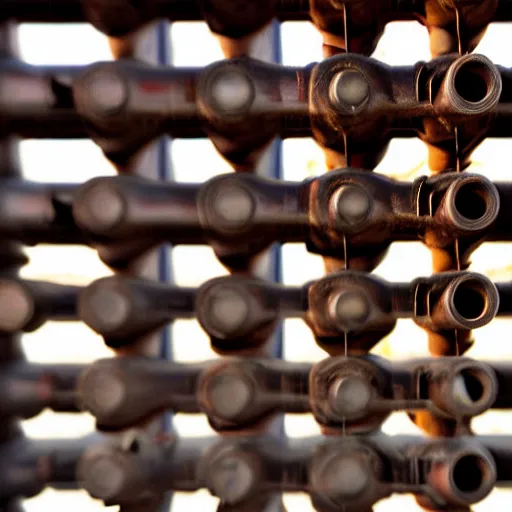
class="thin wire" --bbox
[343,236,349,357]
[343,3,350,54]
[342,129,350,435]
[343,132,350,358]
[455,7,463,56]
[453,8,463,356]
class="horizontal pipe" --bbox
[0,271,506,352]
[69,169,511,269]
[0,362,83,419]
[5,354,511,432]
[0,277,81,333]
[2,170,512,272]
[0,433,102,500]
[75,431,512,509]
[0,54,507,168]
[5,430,512,507]
[78,270,505,353]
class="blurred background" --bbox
[16,17,512,512]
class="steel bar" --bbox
[0,53,507,171]
[0,269,508,355]
[69,169,512,271]
[0,433,105,500]
[72,354,512,433]
[3,169,512,272]
[75,430,512,511]
[4,352,512,438]
[76,270,510,354]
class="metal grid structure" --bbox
[7,12,286,512]
[7,3,512,512]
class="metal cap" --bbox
[79,453,129,501]
[208,450,258,504]
[206,67,255,117]
[329,69,370,113]
[84,68,129,115]
[201,285,250,338]
[210,184,255,232]
[329,289,371,331]
[329,375,373,418]
[81,286,132,335]
[208,373,254,420]
[74,181,126,233]
[331,185,373,228]
[324,455,370,497]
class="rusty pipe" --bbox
[429,272,499,331]
[427,359,499,418]
[426,54,502,172]
[434,54,502,117]
[431,174,500,240]
[425,443,497,508]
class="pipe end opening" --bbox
[449,177,500,231]
[447,55,502,114]
[450,452,495,503]
[452,278,489,323]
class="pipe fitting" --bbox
[441,174,500,233]
[435,54,502,116]
[426,445,497,507]
[431,273,499,330]
[429,360,498,417]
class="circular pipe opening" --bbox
[454,61,491,104]
[451,368,489,410]
[443,55,502,115]
[445,176,500,232]
[451,454,490,497]
[452,279,488,322]
[447,363,498,416]
[454,182,489,221]
[457,369,485,403]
